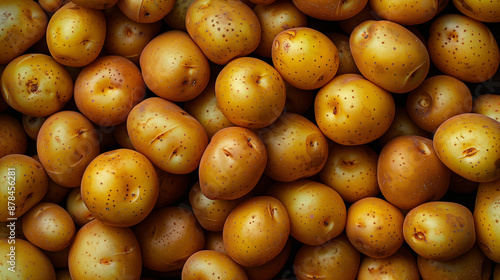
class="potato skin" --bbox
[182,250,249,280]
[126,97,208,174]
[0,0,48,65]
[259,112,329,182]
[403,201,476,261]
[291,0,367,21]
[474,178,500,263]
[199,126,267,200]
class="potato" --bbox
[189,181,247,231]
[319,143,379,203]
[283,81,315,115]
[357,246,419,280]
[43,245,71,269]
[22,115,46,141]
[68,219,142,279]
[433,113,500,183]
[71,0,118,9]
[267,179,346,245]
[259,112,329,182]
[163,0,196,31]
[1,53,74,117]
[153,167,190,209]
[345,197,405,258]
[452,0,500,22]
[182,250,249,280]
[117,0,175,23]
[378,135,450,210]
[74,55,146,126]
[291,0,368,21]
[184,79,235,139]
[66,187,94,227]
[0,238,56,280]
[134,206,206,272]
[369,0,439,25]
[0,114,28,158]
[0,154,48,221]
[185,0,261,65]
[223,196,290,267]
[199,126,267,200]
[417,244,492,280]
[204,230,226,253]
[243,238,292,280]
[338,2,377,34]
[272,27,339,90]
[0,0,48,65]
[350,20,430,93]
[474,178,500,263]
[253,0,308,58]
[38,0,67,14]
[326,32,361,75]
[378,107,432,147]
[293,233,360,280]
[140,30,210,102]
[215,57,286,128]
[403,201,476,261]
[81,148,159,227]
[314,74,395,145]
[103,6,162,65]
[46,2,106,67]
[472,93,500,122]
[126,97,208,174]
[406,75,473,133]
[428,14,500,83]
[22,202,75,252]
[37,111,100,188]
[40,175,72,205]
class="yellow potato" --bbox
[474,178,500,263]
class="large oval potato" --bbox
[433,113,500,183]
[127,97,208,174]
[259,112,329,182]
[46,2,106,67]
[186,0,261,65]
[37,111,100,188]
[81,148,159,227]
[140,30,210,102]
[1,53,73,117]
[0,0,48,65]
[350,20,430,93]
[199,126,267,200]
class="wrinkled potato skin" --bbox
[433,113,500,183]
[259,113,329,182]
[350,20,430,93]
[1,53,74,117]
[474,178,500,263]
[267,179,346,245]
[0,0,48,65]
[127,97,208,174]
[134,206,206,272]
[182,250,249,280]
[0,238,56,280]
[37,111,100,188]
[68,219,142,280]
[199,127,267,200]
[46,2,106,67]
[0,154,48,221]
[403,201,476,261]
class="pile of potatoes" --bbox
[0,0,500,279]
